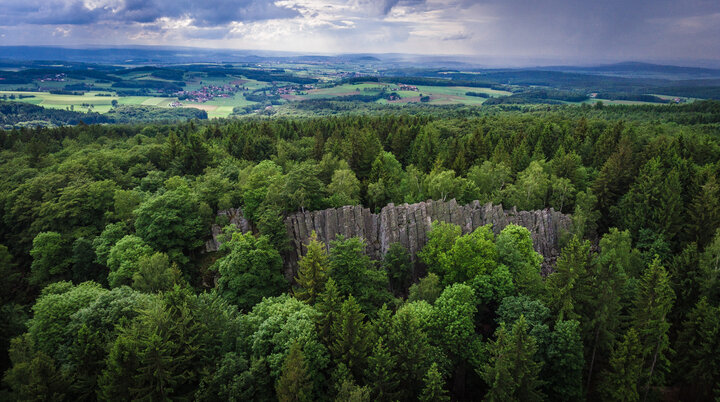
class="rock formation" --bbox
[206,200,572,277]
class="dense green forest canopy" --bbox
[1,101,720,401]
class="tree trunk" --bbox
[586,324,601,394]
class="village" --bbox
[174,83,242,103]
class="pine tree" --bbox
[480,315,544,402]
[294,231,330,305]
[600,328,643,402]
[276,342,313,402]
[330,296,371,380]
[419,363,450,402]
[631,257,675,402]
[364,337,399,402]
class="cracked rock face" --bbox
[207,200,572,278]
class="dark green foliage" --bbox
[600,329,643,402]
[383,242,413,296]
[481,315,545,402]
[330,296,371,381]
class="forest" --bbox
[1,100,720,401]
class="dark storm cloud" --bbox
[1,0,300,26]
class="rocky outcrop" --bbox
[206,200,572,277]
[204,208,252,251]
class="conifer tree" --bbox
[674,298,720,400]
[316,278,343,345]
[481,315,544,402]
[364,337,399,402]
[294,231,330,305]
[631,257,675,401]
[545,235,591,321]
[330,296,371,380]
[419,363,450,402]
[276,342,312,402]
[600,328,643,402]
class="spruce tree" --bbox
[600,328,643,402]
[316,278,343,345]
[480,315,544,402]
[294,231,330,305]
[330,296,371,380]
[545,235,592,321]
[674,298,720,400]
[419,363,450,402]
[631,257,675,401]
[364,337,399,402]
[276,342,312,402]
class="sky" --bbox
[1,0,719,65]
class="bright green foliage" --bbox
[481,315,545,402]
[383,242,413,296]
[674,298,720,399]
[424,167,466,202]
[330,296,371,380]
[329,235,391,313]
[545,236,592,321]
[240,160,284,221]
[631,257,675,397]
[440,225,497,285]
[112,189,143,223]
[213,231,287,311]
[132,252,182,293]
[242,295,329,394]
[295,231,330,305]
[92,222,129,266]
[284,161,325,212]
[496,224,544,297]
[28,281,107,359]
[572,189,600,239]
[418,221,462,278]
[600,329,643,402]
[466,161,511,204]
[408,273,443,304]
[545,320,584,401]
[364,337,399,402]
[433,283,479,362]
[276,342,313,402]
[106,235,154,288]
[327,169,361,207]
[505,160,550,210]
[549,175,575,213]
[133,184,211,262]
[29,231,69,286]
[419,363,450,402]
[471,264,515,307]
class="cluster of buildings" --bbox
[395,84,419,91]
[38,73,66,83]
[175,84,240,103]
[274,84,315,95]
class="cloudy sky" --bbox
[1,0,719,65]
